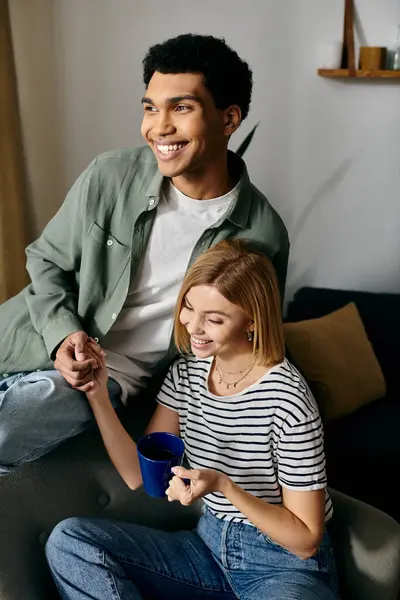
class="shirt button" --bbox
[107,239,113,246]
[36,369,41,372]
[149,199,155,207]
[3,373,9,378]
[112,313,117,320]
[94,337,99,343]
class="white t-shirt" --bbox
[103,180,239,401]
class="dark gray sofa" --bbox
[285,287,400,523]
[1,392,400,600]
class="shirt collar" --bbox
[223,151,252,229]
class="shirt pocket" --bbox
[88,222,129,249]
[81,222,131,302]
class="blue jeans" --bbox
[46,506,340,600]
[0,370,122,473]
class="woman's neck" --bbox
[215,349,257,372]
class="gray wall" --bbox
[9,0,400,300]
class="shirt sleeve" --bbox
[25,160,97,357]
[272,229,289,308]
[277,411,327,491]
[156,358,182,413]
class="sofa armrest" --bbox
[329,488,400,600]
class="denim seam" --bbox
[106,572,123,600]
[220,520,230,569]
[218,567,240,600]
[117,557,229,593]
[99,547,123,600]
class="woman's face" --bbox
[179,284,253,359]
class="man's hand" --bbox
[54,331,105,390]
[166,467,227,506]
[83,341,109,397]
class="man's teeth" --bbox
[157,143,186,155]
[191,337,211,345]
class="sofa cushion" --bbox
[285,287,400,393]
[283,303,386,422]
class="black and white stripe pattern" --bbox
[157,356,333,524]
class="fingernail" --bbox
[171,467,177,474]
[101,351,106,356]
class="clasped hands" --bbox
[54,331,106,392]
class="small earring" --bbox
[247,331,253,342]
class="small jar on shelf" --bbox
[386,25,400,70]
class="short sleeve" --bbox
[277,411,327,491]
[156,358,182,413]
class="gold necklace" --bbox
[217,357,256,375]
[215,357,256,390]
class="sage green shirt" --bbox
[0,146,289,377]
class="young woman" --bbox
[46,240,340,600]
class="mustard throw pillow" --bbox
[283,303,386,422]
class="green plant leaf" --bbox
[235,122,259,158]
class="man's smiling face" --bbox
[141,72,229,180]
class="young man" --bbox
[0,34,289,473]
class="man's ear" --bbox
[223,105,241,136]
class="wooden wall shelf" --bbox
[318,1,400,82]
[318,68,400,79]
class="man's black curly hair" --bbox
[142,34,253,121]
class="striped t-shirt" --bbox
[157,356,333,524]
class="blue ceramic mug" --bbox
[137,432,185,498]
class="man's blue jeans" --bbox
[46,506,340,600]
[0,370,122,473]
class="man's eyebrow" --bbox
[169,95,203,105]
[141,95,203,105]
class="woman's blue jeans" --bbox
[46,506,340,600]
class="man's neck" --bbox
[171,161,235,200]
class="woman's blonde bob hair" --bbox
[174,239,285,366]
